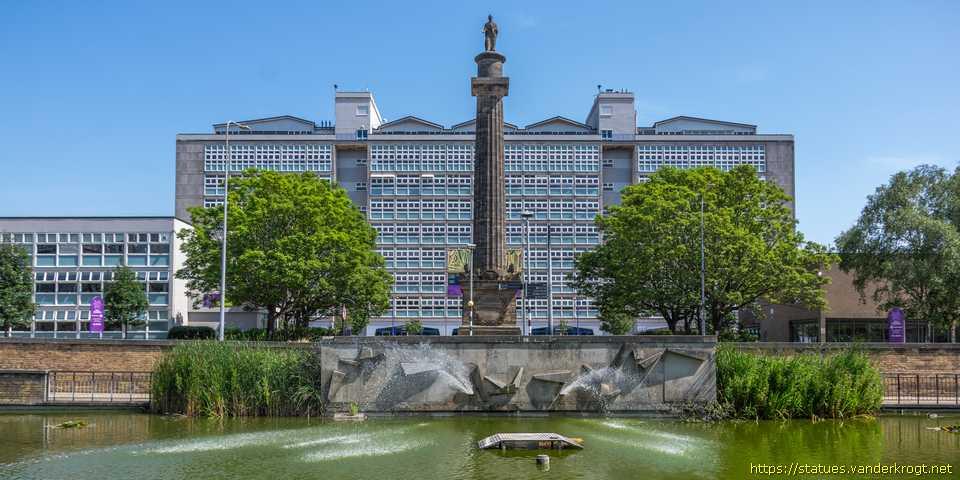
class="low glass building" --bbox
[0,217,191,339]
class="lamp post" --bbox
[699,192,706,336]
[520,210,534,336]
[547,224,554,335]
[466,243,476,336]
[219,121,250,341]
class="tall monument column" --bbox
[472,50,509,278]
[461,16,521,335]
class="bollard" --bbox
[536,454,550,471]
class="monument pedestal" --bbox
[459,279,521,335]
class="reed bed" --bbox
[151,342,324,418]
[716,345,883,420]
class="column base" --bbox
[456,325,522,336]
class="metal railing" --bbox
[46,371,152,404]
[883,373,960,407]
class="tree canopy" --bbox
[836,165,960,337]
[574,165,833,334]
[104,264,149,339]
[0,244,34,337]
[177,170,392,335]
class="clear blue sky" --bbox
[1,0,957,245]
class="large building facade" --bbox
[175,90,794,335]
[0,217,191,338]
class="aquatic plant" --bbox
[54,420,88,429]
[151,341,324,418]
[716,346,883,420]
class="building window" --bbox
[356,182,368,191]
[602,182,614,191]
[601,130,613,140]
[356,104,369,116]
[356,129,368,140]
[599,105,613,117]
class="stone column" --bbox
[472,52,509,279]
[460,51,520,335]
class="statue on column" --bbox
[483,15,498,51]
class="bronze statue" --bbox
[483,15,498,51]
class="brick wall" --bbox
[732,343,960,373]
[0,339,171,372]
[0,371,45,405]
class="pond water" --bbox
[0,411,956,479]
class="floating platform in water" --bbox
[477,433,584,450]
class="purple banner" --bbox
[888,307,905,343]
[89,296,105,333]
[447,274,463,297]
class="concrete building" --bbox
[0,217,191,339]
[175,90,794,336]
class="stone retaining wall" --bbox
[731,343,960,373]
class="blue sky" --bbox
[1,0,957,245]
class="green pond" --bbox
[0,411,957,479]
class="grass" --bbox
[150,341,324,418]
[716,345,883,420]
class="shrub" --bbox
[151,342,323,417]
[405,320,423,335]
[716,345,883,419]
[167,326,216,340]
[223,326,332,342]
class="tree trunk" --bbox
[951,320,957,344]
[122,322,127,340]
[266,310,277,336]
[5,324,11,338]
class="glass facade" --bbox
[0,229,175,339]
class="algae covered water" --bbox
[0,412,956,479]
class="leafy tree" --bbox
[0,244,34,337]
[836,165,960,340]
[405,319,423,335]
[598,311,635,335]
[575,166,834,334]
[104,265,149,339]
[177,170,392,336]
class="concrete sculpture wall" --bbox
[318,336,716,413]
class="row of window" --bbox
[370,223,601,246]
[369,175,472,196]
[1,232,170,244]
[378,248,447,270]
[35,271,169,282]
[373,224,473,245]
[204,144,332,172]
[370,199,473,220]
[637,144,766,173]
[505,175,600,197]
[33,253,169,268]
[506,200,601,221]
[378,296,597,319]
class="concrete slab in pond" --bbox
[531,370,571,384]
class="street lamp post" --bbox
[699,192,706,336]
[219,121,250,341]
[547,224,554,335]
[520,210,534,336]
[466,243,476,336]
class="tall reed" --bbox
[716,345,883,419]
[151,342,324,418]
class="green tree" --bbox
[598,311,635,335]
[177,170,392,336]
[836,165,960,341]
[0,244,35,337]
[575,166,834,334]
[405,319,423,335]
[104,265,149,339]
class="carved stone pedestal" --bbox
[459,279,520,335]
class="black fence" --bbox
[883,373,960,407]
[46,371,152,404]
